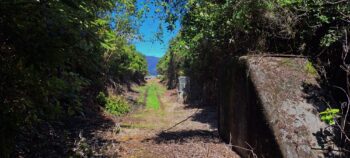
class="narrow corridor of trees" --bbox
[1,0,350,157]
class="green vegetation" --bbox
[146,81,166,110]
[1,0,350,156]
[97,92,108,106]
[320,108,340,125]
[135,80,165,110]
[97,92,130,116]
[105,96,131,116]
[146,85,161,110]
[157,0,350,102]
[0,0,147,156]
[156,0,350,152]
[305,61,318,76]
[135,84,148,105]
[123,80,168,131]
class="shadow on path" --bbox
[144,130,220,144]
[14,109,116,157]
[185,103,219,129]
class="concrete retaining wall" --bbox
[219,56,327,158]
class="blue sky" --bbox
[133,1,180,58]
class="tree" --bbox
[0,0,147,156]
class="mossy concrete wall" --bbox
[219,56,327,158]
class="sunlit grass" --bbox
[126,80,169,129]
[146,85,160,110]
[134,80,165,110]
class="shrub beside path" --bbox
[72,79,240,157]
[97,79,239,157]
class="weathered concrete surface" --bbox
[219,56,327,158]
[178,76,190,103]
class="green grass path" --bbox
[135,80,165,110]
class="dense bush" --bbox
[105,95,131,116]
[158,0,349,102]
[97,92,130,116]
[157,0,350,152]
[0,0,147,156]
[96,92,108,106]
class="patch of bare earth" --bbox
[93,81,240,158]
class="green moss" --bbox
[304,61,318,76]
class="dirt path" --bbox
[93,79,240,157]
[13,80,239,157]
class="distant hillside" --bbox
[146,56,159,76]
